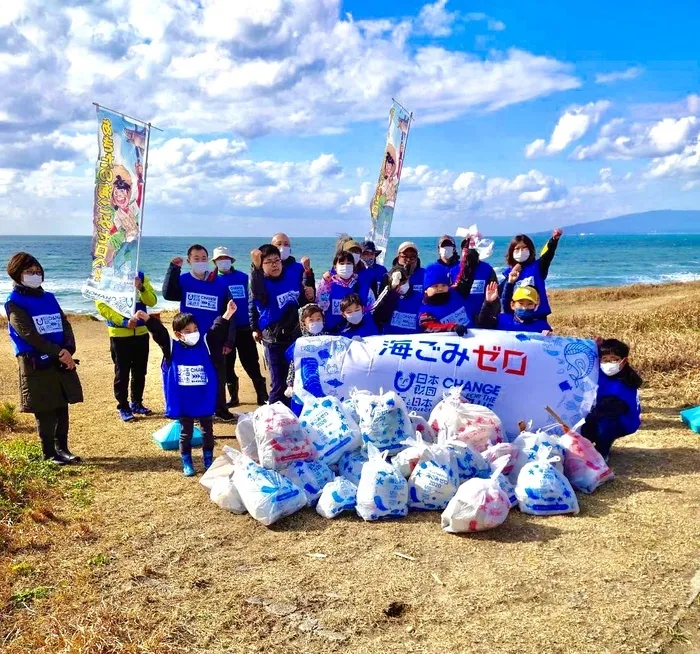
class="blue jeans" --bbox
[265,342,291,406]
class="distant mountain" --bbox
[560,210,700,235]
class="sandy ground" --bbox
[1,286,699,654]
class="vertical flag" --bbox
[367,100,412,265]
[81,107,150,317]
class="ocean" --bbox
[1,234,699,314]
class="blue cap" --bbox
[424,264,450,289]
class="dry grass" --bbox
[0,283,699,654]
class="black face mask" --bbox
[424,291,450,305]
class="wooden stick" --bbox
[544,406,570,432]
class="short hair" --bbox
[599,338,630,359]
[173,312,197,333]
[7,252,43,284]
[300,304,323,323]
[187,244,208,258]
[333,251,355,266]
[505,234,536,267]
[258,244,281,261]
[340,293,362,313]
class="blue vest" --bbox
[6,289,65,356]
[595,374,642,438]
[324,278,371,332]
[418,289,471,328]
[254,269,301,331]
[285,260,304,286]
[361,263,388,294]
[462,261,494,322]
[163,336,218,418]
[105,271,148,328]
[339,314,379,338]
[502,261,551,317]
[497,313,552,333]
[179,273,227,333]
[220,269,251,329]
[384,267,425,335]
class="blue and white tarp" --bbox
[291,331,599,439]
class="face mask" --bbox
[216,260,232,273]
[361,257,374,268]
[279,245,291,261]
[425,291,449,305]
[346,310,363,325]
[601,361,623,377]
[191,261,209,275]
[513,249,530,264]
[307,321,324,335]
[22,274,43,289]
[351,252,361,264]
[182,331,200,347]
[515,308,536,322]
[439,246,454,260]
[336,264,354,279]
[398,281,410,295]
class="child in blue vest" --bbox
[452,238,498,323]
[500,228,562,319]
[136,300,237,477]
[336,293,379,338]
[418,266,500,333]
[497,284,553,333]
[316,251,371,332]
[581,339,643,461]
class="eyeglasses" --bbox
[263,258,282,266]
[398,252,417,261]
[24,268,42,275]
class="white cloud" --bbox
[525,101,611,158]
[646,135,700,181]
[595,66,643,84]
[341,181,373,212]
[488,19,506,31]
[416,0,457,37]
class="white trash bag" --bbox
[226,446,308,526]
[338,448,368,486]
[482,442,518,477]
[236,413,258,462]
[253,402,316,470]
[515,448,580,516]
[391,432,429,479]
[209,475,246,514]
[509,430,565,483]
[200,453,235,491]
[446,435,491,482]
[429,387,504,452]
[441,457,511,533]
[352,389,413,455]
[408,411,437,444]
[356,444,409,521]
[298,394,362,465]
[342,395,360,425]
[559,430,614,494]
[280,460,335,505]
[496,473,517,508]
[316,477,358,519]
[408,439,459,511]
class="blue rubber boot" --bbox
[203,449,214,471]
[181,452,196,477]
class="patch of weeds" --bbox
[69,478,93,508]
[9,561,36,577]
[0,401,18,432]
[88,553,112,567]
[11,585,53,607]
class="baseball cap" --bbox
[438,234,456,247]
[211,246,235,262]
[342,239,362,252]
[397,241,419,254]
[512,285,540,304]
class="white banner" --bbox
[292,331,599,438]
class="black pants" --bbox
[265,342,291,406]
[226,329,265,385]
[35,406,70,459]
[179,416,214,454]
[110,334,149,410]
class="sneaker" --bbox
[130,402,153,416]
[215,409,237,423]
[119,408,135,422]
[181,452,196,477]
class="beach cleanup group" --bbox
[4,228,646,530]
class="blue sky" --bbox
[1,0,699,237]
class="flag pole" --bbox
[132,122,152,311]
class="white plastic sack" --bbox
[446,437,491,482]
[496,473,517,508]
[338,448,367,486]
[509,430,565,483]
[429,387,503,452]
[559,430,615,494]
[441,457,511,533]
[391,432,429,479]
[408,411,437,444]
[342,395,360,425]
[200,454,235,491]
[408,441,459,511]
[299,395,362,465]
[482,442,518,477]
[356,444,409,521]
[280,460,335,505]
[209,476,246,514]
[352,389,413,455]
[316,477,358,519]
[236,413,258,462]
[225,446,308,526]
[253,402,316,470]
[515,448,579,516]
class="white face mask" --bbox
[351,252,361,264]
[191,261,209,275]
[22,274,43,289]
[399,281,410,295]
[601,361,622,377]
[346,310,363,325]
[513,249,530,264]
[279,245,291,261]
[182,331,201,347]
[307,321,324,335]
[336,263,354,279]
[439,246,454,260]
[216,260,232,273]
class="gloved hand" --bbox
[284,386,294,398]
[454,325,467,337]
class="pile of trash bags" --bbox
[201,387,614,531]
